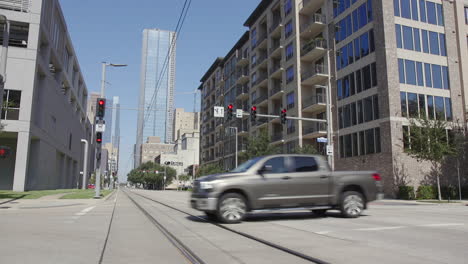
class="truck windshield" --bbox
[230,156,263,173]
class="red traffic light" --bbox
[251,106,257,111]
[0,149,5,156]
[228,104,233,109]
[0,146,11,159]
[98,100,105,105]
[281,109,287,113]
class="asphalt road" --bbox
[0,189,466,264]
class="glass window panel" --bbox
[416,62,424,86]
[354,39,360,61]
[346,15,353,38]
[401,92,408,117]
[435,96,445,120]
[364,96,373,122]
[369,29,375,52]
[371,62,377,87]
[405,60,416,85]
[339,107,343,129]
[342,45,348,67]
[340,136,345,158]
[399,59,405,83]
[353,10,359,32]
[363,65,371,90]
[401,0,412,19]
[359,131,365,155]
[394,0,400,16]
[419,0,426,22]
[344,75,350,98]
[403,26,414,50]
[345,134,353,157]
[358,100,364,123]
[396,24,403,49]
[436,4,444,26]
[432,64,442,89]
[337,79,343,100]
[293,157,318,172]
[442,66,450,90]
[408,92,418,117]
[336,52,341,70]
[375,127,381,153]
[429,31,439,55]
[373,95,379,120]
[445,98,452,121]
[340,20,347,41]
[344,104,351,127]
[422,30,429,53]
[418,94,426,117]
[427,1,437,25]
[439,33,446,56]
[351,102,357,126]
[350,72,356,95]
[427,95,435,119]
[413,28,421,51]
[348,42,354,65]
[359,4,367,28]
[356,69,362,93]
[367,0,373,22]
[352,133,358,156]
[424,63,432,87]
[366,129,375,154]
[264,157,286,173]
[411,0,419,20]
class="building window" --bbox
[0,21,29,48]
[465,6,468,24]
[251,28,257,48]
[286,66,294,84]
[285,42,294,61]
[287,119,295,134]
[400,92,407,117]
[285,0,292,15]
[403,25,414,50]
[286,92,295,109]
[1,90,21,120]
[395,0,443,26]
[398,59,450,89]
[285,20,293,38]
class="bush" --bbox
[416,185,437,200]
[398,186,415,200]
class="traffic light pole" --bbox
[94,63,107,198]
[0,16,10,115]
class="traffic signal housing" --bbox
[96,132,103,144]
[0,146,11,159]
[227,104,234,120]
[96,98,106,118]
[281,109,287,124]
[250,106,257,121]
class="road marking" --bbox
[315,231,331,235]
[354,226,406,231]
[419,223,464,227]
[75,206,96,216]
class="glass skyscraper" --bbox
[135,29,176,167]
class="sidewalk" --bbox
[373,199,468,206]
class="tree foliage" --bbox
[239,131,280,162]
[196,163,224,178]
[404,117,456,200]
[127,161,176,189]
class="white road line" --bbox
[354,226,406,231]
[315,231,331,235]
[75,206,96,216]
[419,223,464,227]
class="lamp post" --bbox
[95,62,127,198]
[80,139,89,189]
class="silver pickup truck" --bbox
[191,154,383,223]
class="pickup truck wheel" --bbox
[217,193,247,224]
[341,191,364,218]
[312,209,327,217]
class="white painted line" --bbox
[75,206,96,216]
[355,226,406,231]
[420,223,464,227]
[315,231,331,235]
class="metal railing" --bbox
[253,94,268,105]
[301,39,327,56]
[302,94,325,109]
[269,84,283,96]
[271,133,284,142]
[269,63,282,75]
[300,13,326,33]
[269,19,282,33]
[251,75,267,87]
[301,64,327,81]
[0,0,31,12]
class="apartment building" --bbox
[173,108,199,141]
[0,0,92,191]
[199,0,468,195]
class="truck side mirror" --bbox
[259,165,272,175]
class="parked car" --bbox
[87,184,95,189]
[191,154,383,223]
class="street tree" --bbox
[196,163,224,178]
[239,130,279,162]
[404,117,456,200]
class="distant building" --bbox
[140,136,175,164]
[135,29,176,167]
[0,0,92,191]
[173,108,200,141]
[86,92,100,125]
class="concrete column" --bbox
[12,132,31,192]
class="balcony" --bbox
[252,94,268,106]
[251,75,268,88]
[269,84,283,99]
[269,63,284,79]
[236,84,249,100]
[236,55,249,68]
[269,19,283,38]
[302,94,326,113]
[252,54,267,70]
[301,38,327,62]
[269,109,281,123]
[271,133,284,143]
[299,0,326,15]
[301,64,328,86]
[269,40,283,58]
[300,13,326,38]
[256,34,268,50]
[236,72,250,85]
[302,122,327,139]
[255,117,269,128]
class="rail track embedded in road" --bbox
[128,190,330,264]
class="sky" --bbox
[60,0,260,182]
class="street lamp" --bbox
[95,62,127,199]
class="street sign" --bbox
[317,137,328,143]
[236,109,243,118]
[214,106,224,117]
[96,124,106,132]
[326,145,334,156]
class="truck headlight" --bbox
[200,181,214,190]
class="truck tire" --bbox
[340,191,364,218]
[204,212,218,221]
[217,193,247,224]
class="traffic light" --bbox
[96,98,106,118]
[281,109,287,124]
[227,104,234,120]
[250,106,257,121]
[0,146,11,159]
[96,132,103,144]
